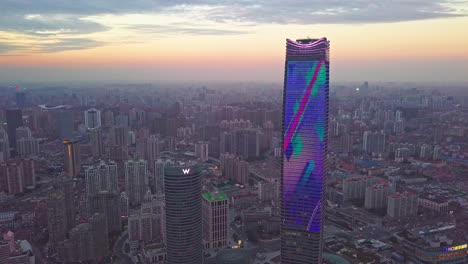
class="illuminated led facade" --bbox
[281,38,329,264]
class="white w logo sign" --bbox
[182,168,190,175]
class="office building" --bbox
[47,189,67,247]
[55,109,74,140]
[0,128,10,161]
[6,109,23,150]
[364,183,392,210]
[84,108,101,129]
[85,160,118,195]
[387,192,418,218]
[164,162,203,264]
[281,38,329,264]
[125,159,148,206]
[63,140,81,178]
[195,141,209,162]
[202,191,229,249]
[89,128,104,158]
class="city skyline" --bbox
[0,1,468,82]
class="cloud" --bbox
[0,0,466,53]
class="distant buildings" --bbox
[258,180,279,202]
[63,139,81,178]
[195,141,209,162]
[6,109,23,151]
[47,189,67,247]
[363,131,386,156]
[89,128,104,158]
[110,126,129,147]
[57,213,109,263]
[387,192,418,218]
[16,126,40,156]
[220,153,249,185]
[84,108,101,129]
[0,128,10,161]
[146,135,162,169]
[164,162,203,264]
[202,191,229,249]
[88,191,121,233]
[125,159,148,206]
[85,160,118,195]
[0,159,35,194]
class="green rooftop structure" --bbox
[202,191,228,202]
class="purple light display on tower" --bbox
[282,38,329,234]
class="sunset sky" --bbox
[0,0,467,82]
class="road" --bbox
[113,229,132,264]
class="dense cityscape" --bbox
[0,37,467,264]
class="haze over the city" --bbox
[1,0,468,82]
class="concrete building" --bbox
[364,183,392,210]
[110,126,129,147]
[258,180,279,202]
[202,191,229,249]
[418,195,449,214]
[47,189,67,247]
[84,108,101,129]
[0,128,10,161]
[88,190,122,233]
[125,160,148,206]
[220,153,249,185]
[195,141,209,162]
[89,128,104,158]
[363,131,386,156]
[343,176,378,201]
[85,160,118,195]
[146,135,162,169]
[387,192,418,218]
[63,140,81,178]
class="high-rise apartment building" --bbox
[6,109,23,150]
[146,135,162,169]
[281,38,329,264]
[128,192,164,248]
[387,192,418,218]
[125,159,148,206]
[89,128,104,158]
[363,131,386,155]
[110,126,129,147]
[153,159,168,195]
[365,183,392,210]
[220,153,249,185]
[47,189,67,247]
[88,190,121,233]
[85,160,118,195]
[0,128,10,161]
[84,108,101,129]
[63,140,80,178]
[56,180,76,232]
[164,162,203,264]
[202,191,229,249]
[195,141,209,162]
[343,176,377,201]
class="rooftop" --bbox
[203,192,228,202]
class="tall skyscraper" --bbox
[63,140,81,178]
[47,189,67,247]
[6,109,23,151]
[55,109,74,140]
[110,126,129,147]
[164,162,203,264]
[125,159,148,206]
[153,159,168,195]
[57,180,76,232]
[202,191,229,249]
[195,141,209,162]
[281,38,329,264]
[146,135,162,169]
[363,131,386,155]
[84,108,101,129]
[88,191,121,233]
[89,128,104,158]
[85,160,118,195]
[0,128,10,161]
